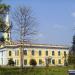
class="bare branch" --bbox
[12,6,37,41]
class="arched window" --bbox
[39,50,41,56]
[46,51,48,56]
[58,51,60,56]
[52,51,54,56]
[9,51,11,56]
[32,50,34,55]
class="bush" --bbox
[64,61,68,66]
[68,51,75,65]
[30,59,37,66]
[8,59,15,66]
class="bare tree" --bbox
[12,6,36,68]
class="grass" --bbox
[0,66,74,75]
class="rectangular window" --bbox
[58,59,61,64]
[15,50,19,56]
[15,60,16,65]
[24,59,27,65]
[64,59,66,65]
[32,50,34,55]
[58,51,60,56]
[52,59,55,64]
[17,59,19,65]
[23,50,27,55]
[64,51,66,56]
[39,59,42,65]
[46,51,48,56]
[9,51,11,56]
[52,51,54,56]
[39,51,41,56]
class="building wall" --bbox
[7,47,21,66]
[0,44,69,67]
[7,45,69,67]
[22,47,69,66]
[0,49,8,65]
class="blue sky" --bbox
[3,0,75,45]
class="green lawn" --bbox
[0,66,74,75]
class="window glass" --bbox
[15,50,19,56]
[52,51,54,56]
[32,50,34,55]
[17,59,19,65]
[24,59,27,65]
[23,50,27,55]
[9,51,11,56]
[46,51,48,56]
[15,60,16,65]
[39,51,41,56]
[58,51,60,56]
[52,59,55,64]
[39,59,42,65]
[58,59,61,64]
[64,51,66,56]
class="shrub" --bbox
[8,59,15,66]
[30,59,37,66]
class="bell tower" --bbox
[3,12,11,42]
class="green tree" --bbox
[68,35,75,65]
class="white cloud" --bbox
[72,12,75,17]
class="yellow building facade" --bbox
[5,43,69,67]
